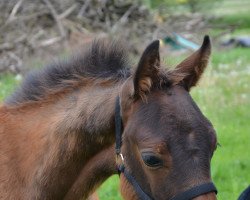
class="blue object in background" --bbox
[173,33,199,50]
[162,33,199,51]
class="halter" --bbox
[114,96,218,200]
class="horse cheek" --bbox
[120,174,139,200]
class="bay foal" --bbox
[0,36,217,199]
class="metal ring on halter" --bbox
[119,153,124,162]
[116,153,125,164]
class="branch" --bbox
[6,11,50,24]
[77,0,91,19]
[58,4,77,20]
[6,0,23,23]
[38,37,62,47]
[42,0,66,39]
[111,5,136,33]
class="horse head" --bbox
[118,36,217,200]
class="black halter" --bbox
[114,96,217,200]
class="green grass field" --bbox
[0,0,249,199]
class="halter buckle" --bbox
[119,153,124,162]
[116,153,125,164]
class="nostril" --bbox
[192,192,217,200]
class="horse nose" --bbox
[192,192,217,200]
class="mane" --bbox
[6,40,131,106]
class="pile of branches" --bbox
[0,0,207,74]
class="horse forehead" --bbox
[144,86,200,114]
[161,86,205,117]
[137,86,211,131]
[170,87,211,125]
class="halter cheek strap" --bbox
[115,96,122,155]
[114,96,217,200]
[115,96,154,200]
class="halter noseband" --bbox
[114,96,217,200]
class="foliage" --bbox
[0,74,19,101]
[196,48,250,199]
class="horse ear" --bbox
[173,35,211,91]
[133,40,160,99]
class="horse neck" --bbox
[1,81,122,199]
[64,144,117,199]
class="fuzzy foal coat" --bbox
[0,41,129,199]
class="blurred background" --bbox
[0,0,249,199]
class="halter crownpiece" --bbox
[114,96,218,200]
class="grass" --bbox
[0,74,20,101]
[193,48,250,199]
[208,0,250,39]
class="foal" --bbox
[0,36,217,200]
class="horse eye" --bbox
[141,153,163,168]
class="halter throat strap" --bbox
[114,96,217,200]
